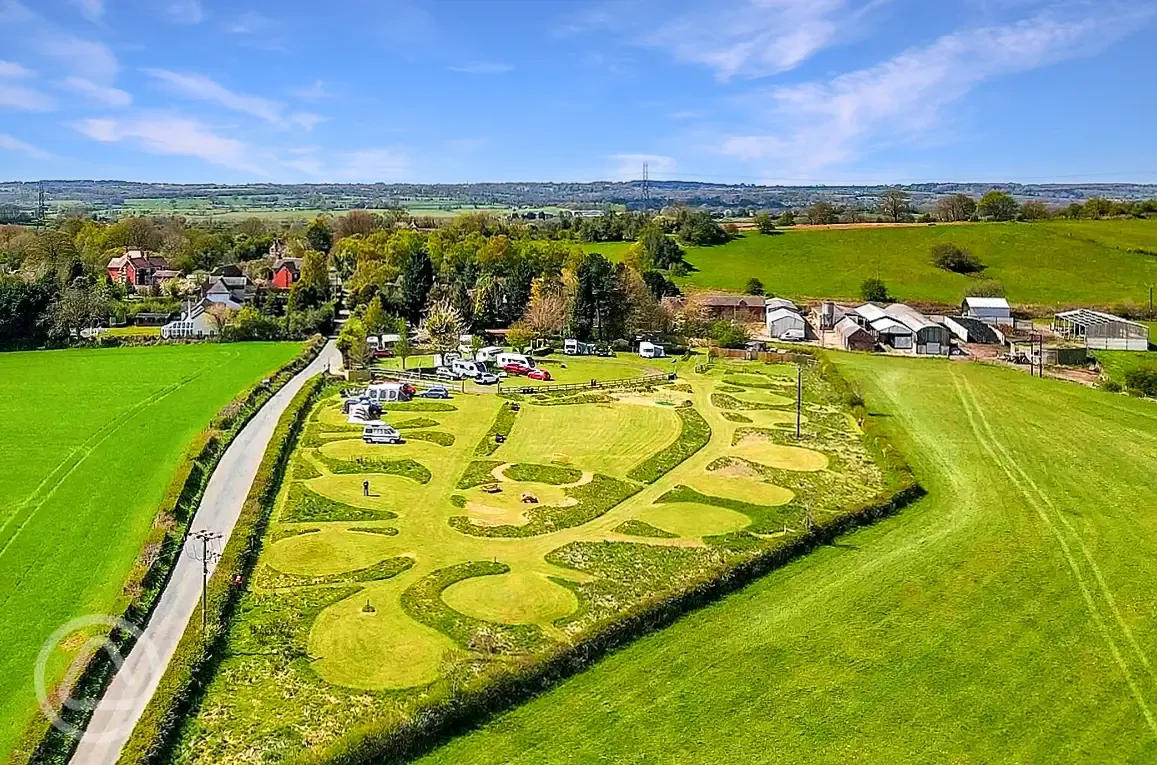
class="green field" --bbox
[170,356,897,762]
[586,219,1157,308]
[0,342,301,760]
[416,356,1157,764]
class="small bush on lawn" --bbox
[1124,366,1157,397]
[627,407,711,483]
[721,411,753,423]
[505,463,583,485]
[1101,379,1124,393]
[279,483,397,523]
[931,243,984,274]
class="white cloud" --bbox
[40,35,119,84]
[74,114,265,174]
[0,132,54,159]
[291,80,330,100]
[167,0,203,24]
[447,62,514,74]
[145,68,282,123]
[643,0,856,80]
[717,6,1156,172]
[60,76,131,106]
[289,112,324,131]
[0,60,34,79]
[0,81,55,111]
[70,0,103,21]
[226,10,274,34]
[606,153,676,181]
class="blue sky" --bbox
[1,0,1156,184]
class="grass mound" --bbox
[613,519,678,539]
[256,555,412,589]
[627,407,711,483]
[279,483,398,523]
[316,454,432,484]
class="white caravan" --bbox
[362,421,402,444]
[564,339,593,356]
[495,352,536,369]
[638,341,665,359]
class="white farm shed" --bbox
[885,304,951,356]
[765,307,806,338]
[962,297,1013,326]
[1053,309,1150,351]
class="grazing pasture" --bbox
[0,342,301,761]
[169,354,897,763]
[585,219,1157,307]
[416,356,1157,765]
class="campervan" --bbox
[365,382,411,403]
[638,341,665,359]
[450,358,488,379]
[564,339,593,356]
[362,421,402,444]
[495,352,536,369]
[475,346,503,363]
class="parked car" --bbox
[527,367,552,381]
[502,361,533,376]
[418,385,451,399]
[362,422,402,444]
[594,345,614,357]
[435,366,457,379]
[475,372,500,385]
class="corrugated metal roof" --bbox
[854,303,888,323]
[885,303,937,333]
[766,307,802,322]
[871,317,912,335]
[963,297,1010,310]
[835,317,869,338]
[1055,308,1147,330]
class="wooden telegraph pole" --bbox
[796,366,802,439]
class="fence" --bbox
[501,372,672,395]
[708,347,813,364]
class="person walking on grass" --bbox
[363,480,370,497]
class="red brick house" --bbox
[271,257,303,290]
[106,249,174,287]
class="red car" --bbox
[527,367,552,381]
[501,362,533,376]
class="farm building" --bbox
[871,317,915,350]
[701,295,767,323]
[884,304,952,355]
[271,257,303,290]
[814,301,850,330]
[961,297,1013,326]
[764,297,797,312]
[1053,309,1150,351]
[835,317,875,351]
[943,315,1002,344]
[765,307,806,339]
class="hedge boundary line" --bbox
[114,371,328,765]
[288,354,926,765]
[626,406,711,483]
[15,335,325,765]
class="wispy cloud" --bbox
[606,153,676,181]
[289,112,324,131]
[717,5,1156,173]
[0,60,34,79]
[167,0,203,24]
[75,114,264,174]
[226,11,275,35]
[447,62,514,74]
[644,0,862,81]
[334,148,409,180]
[291,79,330,100]
[146,68,281,122]
[61,75,131,106]
[0,60,54,111]
[40,35,119,84]
[0,132,54,159]
[70,0,103,22]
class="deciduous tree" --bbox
[977,190,1019,221]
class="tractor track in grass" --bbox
[0,368,209,570]
[952,370,1157,736]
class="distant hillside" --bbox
[2,179,1156,218]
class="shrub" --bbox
[458,460,504,489]
[1124,366,1157,397]
[931,243,984,274]
[1101,379,1123,393]
[711,319,749,349]
[627,407,711,483]
[860,277,890,302]
[474,401,518,456]
[744,277,765,296]
[315,455,432,483]
[965,280,1005,298]
[404,430,456,447]
[613,520,678,538]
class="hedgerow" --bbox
[382,400,457,412]
[278,483,397,523]
[457,460,503,489]
[627,407,711,483]
[405,430,456,447]
[399,562,555,655]
[22,335,327,765]
[474,402,518,456]
[449,474,638,538]
[721,411,753,423]
[315,454,432,484]
[254,554,412,589]
[504,462,583,485]
[612,519,677,538]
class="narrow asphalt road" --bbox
[71,340,340,764]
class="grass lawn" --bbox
[585,219,1157,308]
[1095,349,1157,386]
[0,342,302,761]
[170,356,891,763]
[415,356,1157,765]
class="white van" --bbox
[638,341,665,359]
[495,352,536,369]
[475,346,503,363]
[365,382,409,402]
[451,358,488,378]
[362,421,401,444]
[564,339,593,356]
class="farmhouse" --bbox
[1053,309,1150,351]
[161,299,225,339]
[701,295,767,323]
[884,303,952,355]
[106,249,174,287]
[765,306,806,339]
[834,317,875,351]
[271,257,303,290]
[961,296,1013,326]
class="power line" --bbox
[641,161,650,213]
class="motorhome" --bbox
[564,339,593,356]
[362,421,402,444]
[365,382,411,403]
[450,358,488,378]
[638,341,665,359]
[495,352,536,369]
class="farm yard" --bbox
[0,342,303,762]
[165,354,905,762]
[415,356,1157,765]
[586,219,1157,308]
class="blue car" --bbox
[418,385,451,399]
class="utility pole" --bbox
[796,366,802,439]
[35,182,46,230]
[642,162,650,214]
[188,529,223,636]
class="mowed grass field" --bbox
[417,357,1157,764]
[0,342,301,760]
[585,219,1157,307]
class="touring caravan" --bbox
[365,382,411,403]
[450,358,488,379]
[564,339,593,356]
[475,346,503,363]
[638,341,665,359]
[496,352,536,369]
